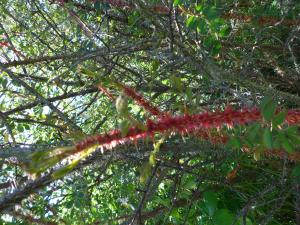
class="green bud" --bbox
[116,94,128,115]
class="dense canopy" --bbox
[0,0,300,224]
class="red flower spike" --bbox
[121,84,163,116]
[97,84,115,101]
[0,42,9,47]
[74,108,300,160]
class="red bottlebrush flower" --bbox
[0,42,9,47]
[286,110,300,125]
[75,108,300,158]
[264,150,300,162]
[121,84,162,116]
[96,84,115,101]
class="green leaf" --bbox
[52,160,79,179]
[94,0,101,14]
[2,78,8,89]
[279,132,295,153]
[203,37,222,55]
[17,125,24,132]
[139,162,152,185]
[285,125,298,135]
[292,164,300,177]
[77,66,97,77]
[24,124,30,130]
[27,156,60,174]
[171,75,182,92]
[213,209,234,225]
[173,0,183,6]
[236,217,253,225]
[155,197,170,207]
[184,179,197,190]
[272,110,287,127]
[196,19,208,34]
[149,152,156,166]
[254,150,261,161]
[263,128,272,149]
[272,136,281,149]
[128,11,140,26]
[219,26,230,37]
[204,7,218,20]
[243,138,254,148]
[246,123,261,142]
[195,4,203,12]
[228,136,242,149]
[186,16,197,29]
[282,138,295,153]
[119,120,130,137]
[288,134,300,145]
[211,18,225,32]
[260,96,276,121]
[170,208,181,220]
[203,191,218,216]
[30,149,52,162]
[186,87,192,101]
[292,164,300,184]
[151,60,160,72]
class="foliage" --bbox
[0,0,300,224]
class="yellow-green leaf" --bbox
[254,150,261,161]
[263,128,272,149]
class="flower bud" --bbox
[116,94,128,115]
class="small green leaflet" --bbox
[203,191,218,216]
[228,136,242,149]
[212,209,234,225]
[203,7,218,20]
[292,164,300,184]
[186,16,197,29]
[263,128,272,149]
[279,131,295,153]
[173,0,183,6]
[260,96,277,121]
[292,164,300,177]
